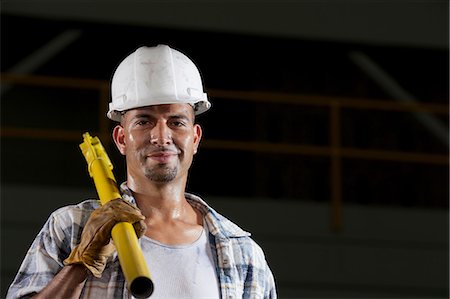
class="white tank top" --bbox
[134,226,221,299]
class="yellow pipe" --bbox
[80,132,153,298]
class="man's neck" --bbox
[126,175,198,220]
[126,177,203,245]
[128,177,182,209]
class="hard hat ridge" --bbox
[108,44,210,121]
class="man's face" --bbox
[113,104,202,184]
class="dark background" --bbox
[1,1,449,298]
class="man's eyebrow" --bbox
[130,113,193,123]
[170,114,189,120]
[169,114,193,123]
[132,113,153,119]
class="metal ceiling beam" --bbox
[349,51,449,148]
[1,29,82,95]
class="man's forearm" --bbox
[31,264,88,299]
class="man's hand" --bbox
[64,199,146,278]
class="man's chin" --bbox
[144,168,177,182]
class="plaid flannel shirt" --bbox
[7,183,277,299]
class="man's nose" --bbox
[150,122,172,146]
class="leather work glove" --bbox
[64,198,146,278]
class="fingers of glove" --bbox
[104,198,145,224]
[75,199,145,257]
[77,209,117,250]
[133,219,147,238]
[64,199,144,278]
[104,199,147,237]
[83,242,115,267]
[73,228,114,265]
[70,242,115,278]
[81,199,145,246]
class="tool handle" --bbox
[80,132,153,298]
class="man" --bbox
[7,44,276,298]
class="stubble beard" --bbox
[144,164,178,182]
[137,147,179,182]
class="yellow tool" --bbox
[80,132,153,298]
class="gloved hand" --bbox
[64,198,146,278]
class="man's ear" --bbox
[113,125,126,155]
[193,124,203,154]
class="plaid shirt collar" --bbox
[119,182,250,239]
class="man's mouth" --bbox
[146,151,178,163]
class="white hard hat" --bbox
[107,44,211,121]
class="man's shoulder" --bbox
[185,193,251,239]
[213,216,269,270]
[52,198,99,215]
[48,199,100,226]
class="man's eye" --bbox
[136,120,150,126]
[171,121,185,127]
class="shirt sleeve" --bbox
[264,261,277,299]
[253,241,277,299]
[6,207,79,299]
[239,238,277,299]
